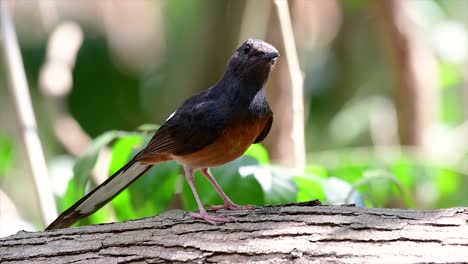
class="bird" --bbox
[46,38,279,230]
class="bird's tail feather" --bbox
[46,158,152,230]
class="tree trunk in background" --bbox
[148,0,246,122]
[375,0,439,147]
[265,0,306,168]
[1,203,467,263]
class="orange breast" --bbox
[171,118,269,169]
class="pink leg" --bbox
[183,166,230,224]
[201,168,255,211]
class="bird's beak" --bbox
[260,51,280,60]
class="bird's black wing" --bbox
[254,115,273,143]
[137,99,227,159]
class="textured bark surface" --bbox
[1,202,467,264]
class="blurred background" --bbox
[0,0,467,236]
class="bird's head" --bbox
[226,39,279,85]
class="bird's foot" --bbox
[209,201,255,211]
[190,211,230,224]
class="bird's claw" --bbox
[190,211,231,224]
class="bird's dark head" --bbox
[225,39,279,85]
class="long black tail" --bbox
[46,159,152,230]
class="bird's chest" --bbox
[171,118,268,169]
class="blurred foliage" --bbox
[70,40,146,136]
[0,0,466,231]
[59,131,121,212]
[60,127,467,227]
[0,134,13,178]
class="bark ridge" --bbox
[1,202,467,263]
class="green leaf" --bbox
[331,163,368,183]
[73,131,121,192]
[61,131,120,211]
[306,164,328,177]
[128,161,180,218]
[0,135,13,177]
[244,144,269,164]
[104,133,180,221]
[106,134,144,221]
[435,168,460,196]
[322,177,364,206]
[60,178,79,211]
[108,135,144,175]
[108,132,180,220]
[353,169,416,208]
[391,156,415,189]
[240,165,298,204]
[294,165,328,202]
[439,62,462,90]
[112,188,137,221]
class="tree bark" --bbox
[1,202,467,264]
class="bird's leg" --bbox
[201,168,255,211]
[183,166,230,224]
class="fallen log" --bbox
[1,202,467,263]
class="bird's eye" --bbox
[243,44,251,54]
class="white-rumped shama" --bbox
[46,39,279,230]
